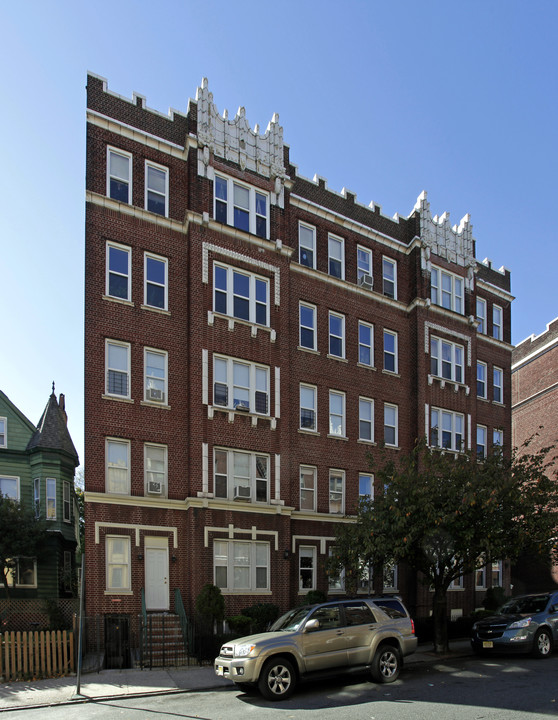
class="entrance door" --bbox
[144,539,169,611]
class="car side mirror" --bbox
[304,618,320,633]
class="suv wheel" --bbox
[258,656,296,700]
[532,629,552,658]
[371,644,401,683]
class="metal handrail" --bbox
[174,588,191,655]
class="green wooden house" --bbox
[0,387,79,602]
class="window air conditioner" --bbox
[234,400,250,412]
[147,388,165,402]
[233,486,251,501]
[148,481,162,494]
[358,274,373,290]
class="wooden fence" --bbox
[0,630,74,681]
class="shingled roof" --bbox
[26,390,79,464]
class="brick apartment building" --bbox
[84,73,513,625]
[512,318,558,591]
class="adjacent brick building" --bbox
[84,73,513,625]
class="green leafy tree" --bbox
[0,494,47,600]
[330,440,558,653]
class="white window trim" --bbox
[300,383,317,432]
[106,146,132,204]
[328,233,345,280]
[329,390,346,438]
[357,245,372,282]
[214,173,269,239]
[475,564,487,589]
[213,448,270,503]
[431,266,464,315]
[144,347,168,405]
[213,354,270,415]
[493,304,503,340]
[477,424,487,458]
[299,545,317,591]
[493,366,503,404]
[0,475,20,500]
[106,535,131,592]
[0,417,6,448]
[106,241,131,302]
[214,262,270,327]
[298,221,316,269]
[106,438,131,495]
[63,481,71,523]
[493,429,503,448]
[34,478,40,518]
[299,302,317,351]
[476,298,487,334]
[329,311,346,359]
[384,403,399,447]
[144,252,168,310]
[359,397,374,443]
[491,560,503,587]
[430,336,464,383]
[382,256,397,299]
[105,339,131,399]
[329,469,345,515]
[358,321,374,367]
[213,539,270,592]
[144,160,169,217]
[359,473,374,500]
[383,330,398,373]
[144,443,168,497]
[300,465,317,511]
[1,558,38,589]
[430,408,464,452]
[477,361,487,399]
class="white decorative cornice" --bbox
[415,191,475,269]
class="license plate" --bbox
[216,665,224,676]
[482,641,493,648]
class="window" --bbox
[214,540,269,591]
[298,222,316,268]
[329,391,346,437]
[106,536,131,591]
[328,234,344,279]
[107,147,131,204]
[493,429,503,448]
[383,330,398,373]
[214,263,269,326]
[431,267,464,314]
[358,321,374,366]
[477,361,487,399]
[359,473,373,499]
[382,257,397,299]
[214,448,269,502]
[449,575,464,590]
[384,404,398,447]
[491,560,503,587]
[299,546,316,590]
[34,478,40,518]
[430,337,463,382]
[63,481,71,523]
[144,253,168,310]
[0,417,5,448]
[476,298,487,333]
[106,439,130,495]
[145,443,167,496]
[0,476,19,500]
[329,470,345,514]
[106,242,131,301]
[383,562,398,590]
[475,564,486,589]
[300,465,316,511]
[477,425,487,458]
[145,161,168,216]
[213,355,269,414]
[430,408,464,451]
[2,558,37,588]
[493,305,503,340]
[46,478,56,520]
[357,246,372,283]
[105,340,130,398]
[144,348,168,404]
[329,312,345,358]
[493,367,503,403]
[214,174,268,238]
[300,384,317,431]
[299,303,316,350]
[359,398,374,442]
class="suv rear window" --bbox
[344,601,377,626]
[374,599,406,619]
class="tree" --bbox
[329,440,558,653]
[0,494,47,600]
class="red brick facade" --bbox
[84,73,513,622]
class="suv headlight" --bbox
[235,644,256,657]
[509,617,532,629]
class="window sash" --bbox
[145,162,168,217]
[299,546,316,590]
[493,367,503,403]
[34,478,40,518]
[358,322,373,366]
[329,471,345,514]
[106,536,131,591]
[144,254,168,309]
[477,362,487,398]
[384,404,398,446]
[144,349,167,402]
[359,473,373,499]
[0,417,5,448]
[431,267,464,314]
[299,303,316,350]
[46,478,56,520]
[299,222,316,268]
[357,246,372,280]
[106,242,131,300]
[63,481,71,523]
[493,429,503,447]
[106,440,130,494]
[106,341,130,397]
[477,425,487,458]
[383,331,398,373]
[214,449,269,503]
[0,476,19,500]
[476,298,487,333]
[328,235,344,279]
[213,355,269,415]
[493,305,503,340]
[214,540,269,591]
[382,257,396,299]
[300,384,317,430]
[329,312,345,358]
[214,175,268,239]
[107,148,131,204]
[430,408,463,451]
[300,465,316,511]
[213,263,269,326]
[430,337,463,382]
[329,391,346,437]
[145,444,167,494]
[359,398,374,441]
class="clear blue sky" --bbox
[1,0,556,465]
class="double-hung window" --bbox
[430,337,463,382]
[384,404,398,447]
[329,390,346,437]
[382,257,397,299]
[493,367,503,403]
[299,302,316,350]
[477,361,487,399]
[107,147,132,204]
[329,470,345,514]
[214,263,269,326]
[328,234,344,279]
[430,408,464,451]
[34,478,40,518]
[475,565,487,589]
[491,560,503,586]
[0,417,6,448]
[298,222,316,268]
[358,321,374,366]
[213,355,269,415]
[214,540,269,591]
[476,298,487,334]
[145,443,167,496]
[357,246,372,284]
[0,476,19,500]
[144,253,168,310]
[144,348,168,404]
[214,175,268,238]
[46,478,56,520]
[106,242,131,301]
[63,481,71,523]
[106,340,130,398]
[359,473,373,499]
[329,312,345,358]
[493,429,503,448]
[106,439,130,494]
[359,397,374,442]
[214,448,269,503]
[300,384,317,431]
[300,465,316,511]
[145,161,168,217]
[106,536,131,591]
[493,305,503,340]
[383,330,398,373]
[431,267,464,314]
[299,546,316,590]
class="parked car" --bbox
[215,596,417,700]
[471,591,558,657]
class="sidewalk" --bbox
[0,640,473,712]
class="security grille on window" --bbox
[214,540,269,591]
[431,267,464,314]
[213,356,269,414]
[430,408,464,451]
[214,175,268,239]
[300,384,317,430]
[145,254,168,310]
[431,337,463,382]
[214,263,269,326]
[300,465,316,511]
[298,222,316,268]
[145,349,167,403]
[145,162,168,216]
[214,449,269,502]
[107,148,131,204]
[106,341,130,397]
[106,242,131,301]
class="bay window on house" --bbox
[46,478,56,520]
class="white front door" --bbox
[145,544,169,611]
